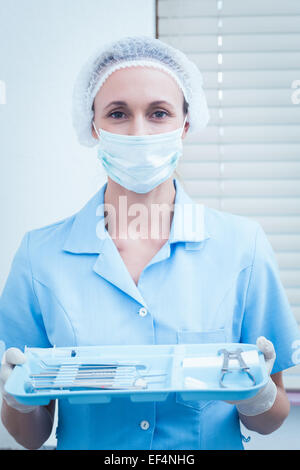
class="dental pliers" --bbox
[218,348,256,388]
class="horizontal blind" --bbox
[157,0,300,373]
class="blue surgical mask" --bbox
[92,116,187,193]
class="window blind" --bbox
[157,0,300,382]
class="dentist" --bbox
[0,36,299,450]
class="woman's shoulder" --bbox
[24,214,76,257]
[25,189,102,252]
[205,203,259,228]
[203,204,261,246]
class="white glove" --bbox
[0,347,38,413]
[228,336,277,417]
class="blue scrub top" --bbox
[0,177,299,450]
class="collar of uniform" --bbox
[62,178,211,254]
[62,181,109,254]
[169,178,211,249]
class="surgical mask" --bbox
[92,116,187,193]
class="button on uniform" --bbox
[140,420,150,430]
[138,307,148,317]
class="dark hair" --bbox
[183,96,189,116]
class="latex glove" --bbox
[0,348,38,413]
[227,336,277,417]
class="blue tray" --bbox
[5,343,268,406]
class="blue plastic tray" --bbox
[5,343,268,406]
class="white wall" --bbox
[0,0,155,449]
[242,406,300,450]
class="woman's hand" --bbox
[226,336,278,416]
[1,348,55,449]
[0,347,38,413]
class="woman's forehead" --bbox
[94,66,184,107]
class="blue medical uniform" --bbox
[0,177,299,450]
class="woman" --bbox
[0,35,299,450]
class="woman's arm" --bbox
[1,399,55,449]
[238,371,290,435]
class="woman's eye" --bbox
[109,111,126,119]
[153,110,168,119]
[108,110,169,119]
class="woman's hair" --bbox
[183,96,189,116]
[173,96,189,187]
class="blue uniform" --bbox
[0,177,299,450]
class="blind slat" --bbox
[159,0,300,17]
[203,71,300,89]
[159,17,300,35]
[191,198,300,217]
[193,197,300,216]
[162,34,300,53]
[185,179,300,197]
[207,107,300,125]
[187,126,300,144]
[277,253,300,269]
[281,270,300,287]
[286,288,300,305]
[197,126,300,143]
[269,235,300,251]
[182,144,300,161]
[178,162,300,179]
[249,216,300,233]
[188,53,300,71]
[206,90,295,107]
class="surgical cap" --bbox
[72,35,210,147]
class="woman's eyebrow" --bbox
[104,100,175,110]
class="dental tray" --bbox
[5,343,268,406]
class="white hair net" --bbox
[72,35,210,147]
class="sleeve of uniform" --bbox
[240,222,300,375]
[0,231,51,351]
